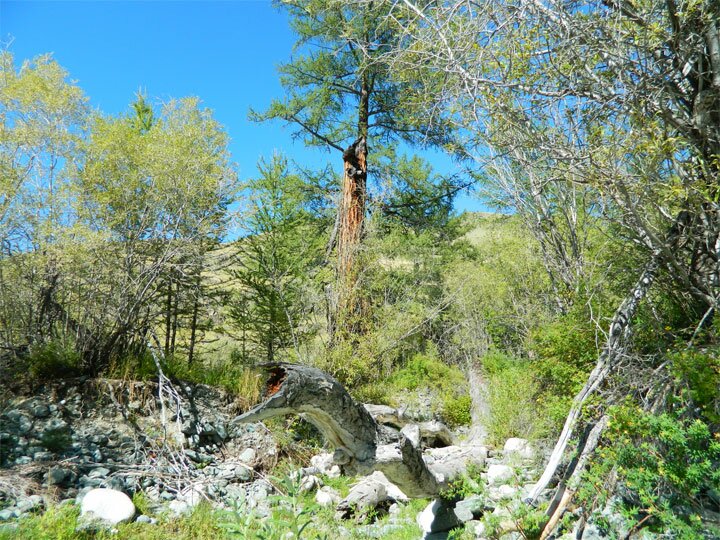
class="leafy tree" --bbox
[0,52,88,353]
[231,154,327,364]
[68,96,236,369]
[255,0,454,335]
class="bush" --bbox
[442,394,472,427]
[26,342,82,381]
[580,405,720,538]
[480,352,548,445]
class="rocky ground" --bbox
[0,377,654,539]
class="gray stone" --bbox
[299,475,323,493]
[417,499,463,534]
[486,464,514,485]
[31,404,50,418]
[185,449,212,463]
[0,509,15,521]
[80,488,135,525]
[135,515,155,524]
[503,438,535,462]
[238,448,256,464]
[453,495,486,522]
[33,451,54,461]
[88,467,111,479]
[315,486,340,506]
[16,495,43,513]
[47,466,75,486]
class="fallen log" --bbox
[231,362,444,498]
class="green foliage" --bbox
[231,154,327,365]
[391,352,463,392]
[0,504,84,540]
[26,342,82,382]
[440,463,485,503]
[441,394,473,427]
[480,352,548,445]
[581,405,720,538]
[668,347,720,423]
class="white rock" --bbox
[80,488,135,524]
[299,475,323,493]
[365,471,408,502]
[315,486,340,506]
[238,448,256,464]
[503,438,535,461]
[179,486,205,507]
[416,499,462,533]
[486,464,514,485]
[310,452,335,475]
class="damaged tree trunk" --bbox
[231,362,442,498]
[332,137,368,337]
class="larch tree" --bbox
[253,0,453,337]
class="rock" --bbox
[135,515,156,524]
[88,467,111,479]
[401,424,421,447]
[238,448,256,465]
[364,471,408,502]
[0,509,14,521]
[424,445,488,484]
[486,464,514,486]
[453,495,486,522]
[80,488,135,525]
[310,452,335,474]
[31,404,50,418]
[419,421,454,448]
[179,486,205,507]
[503,438,535,462]
[32,451,54,461]
[16,495,43,513]
[185,449,212,463]
[299,475,323,493]
[363,404,405,427]
[488,484,517,502]
[47,466,73,486]
[315,486,341,506]
[336,477,390,518]
[417,499,463,534]
[168,500,195,516]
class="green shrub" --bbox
[442,394,472,427]
[580,405,720,538]
[668,347,720,423]
[480,352,548,445]
[27,342,82,381]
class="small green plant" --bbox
[26,342,82,381]
[440,463,485,503]
[578,404,720,538]
[39,427,72,453]
[442,394,472,427]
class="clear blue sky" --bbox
[1,0,481,212]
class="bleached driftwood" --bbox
[231,363,444,498]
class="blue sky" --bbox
[1,0,481,212]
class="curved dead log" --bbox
[231,362,442,498]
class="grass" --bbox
[0,481,427,540]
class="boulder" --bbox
[453,495,486,522]
[315,486,341,506]
[80,488,135,525]
[417,499,462,534]
[503,438,535,461]
[486,464,514,486]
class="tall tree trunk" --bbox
[164,277,172,358]
[187,273,201,366]
[333,75,370,338]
